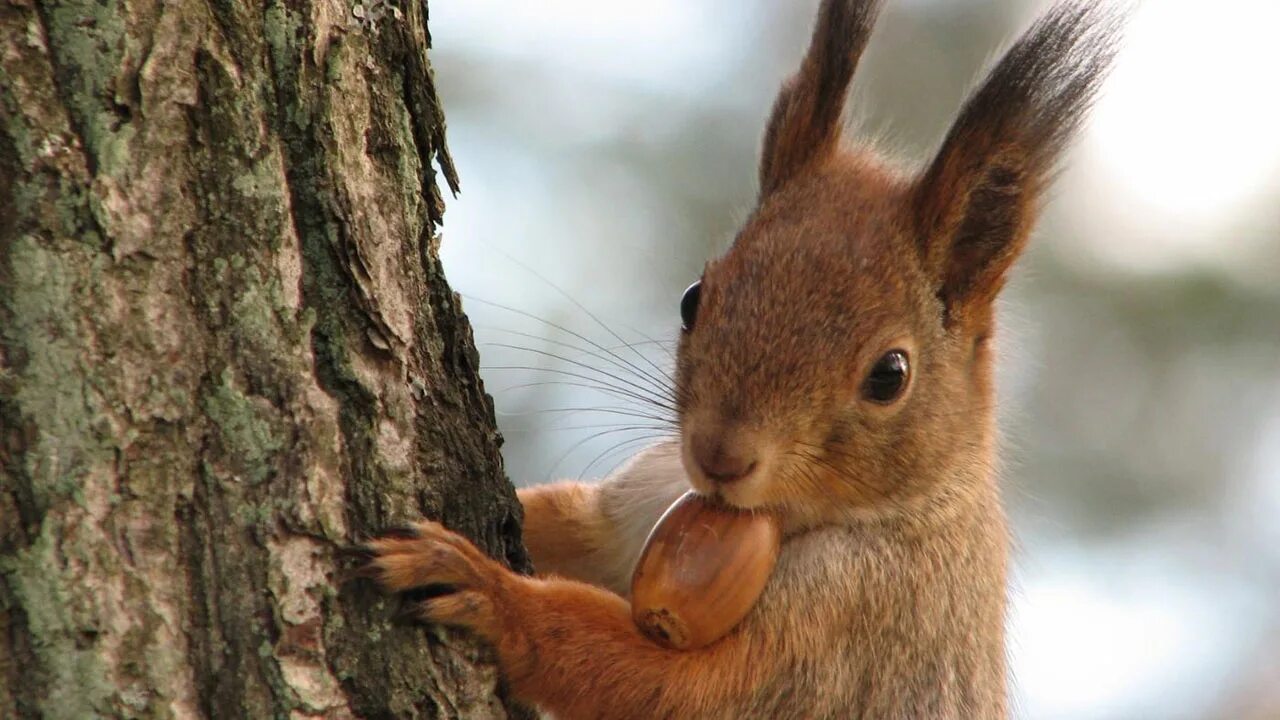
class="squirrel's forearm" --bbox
[495,574,753,719]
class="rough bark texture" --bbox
[0,0,531,717]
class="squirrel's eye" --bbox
[862,350,910,404]
[680,281,702,331]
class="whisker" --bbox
[488,381,678,430]
[462,255,675,390]
[480,327,675,398]
[504,422,672,435]
[599,337,677,354]
[484,367,677,414]
[577,434,675,482]
[786,443,915,517]
[547,427,671,480]
[482,342,674,405]
[464,294,672,397]
[495,405,674,424]
[618,325,678,363]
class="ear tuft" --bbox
[915,2,1124,323]
[759,0,885,198]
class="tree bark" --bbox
[0,0,530,717]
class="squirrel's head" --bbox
[674,0,1120,526]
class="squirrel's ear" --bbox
[759,0,884,198]
[913,3,1121,327]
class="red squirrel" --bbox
[367,1,1120,717]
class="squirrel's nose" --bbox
[691,433,757,485]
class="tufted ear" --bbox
[759,0,884,198]
[914,2,1121,327]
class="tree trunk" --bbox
[0,1,530,717]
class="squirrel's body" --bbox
[521,440,1008,718]
[366,1,1118,717]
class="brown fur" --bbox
[366,2,1120,717]
[516,482,610,583]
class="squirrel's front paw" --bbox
[362,521,504,640]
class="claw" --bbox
[334,543,380,585]
[379,524,423,540]
[338,562,382,585]
[393,601,427,625]
[392,585,457,625]
[336,543,376,562]
[404,584,458,603]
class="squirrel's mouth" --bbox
[691,470,771,513]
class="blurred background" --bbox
[428,1,1280,717]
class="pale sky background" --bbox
[428,1,1280,717]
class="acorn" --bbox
[630,490,782,650]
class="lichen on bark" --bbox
[0,0,528,717]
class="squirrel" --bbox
[366,1,1120,717]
